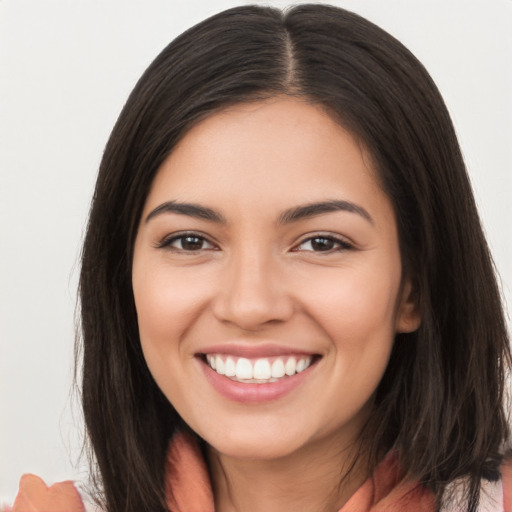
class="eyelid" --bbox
[292,233,354,252]
[155,231,218,252]
[155,231,354,254]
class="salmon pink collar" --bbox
[164,430,435,512]
[165,431,215,512]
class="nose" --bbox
[211,247,294,330]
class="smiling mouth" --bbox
[199,353,320,384]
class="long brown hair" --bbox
[78,5,511,511]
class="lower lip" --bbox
[198,358,317,404]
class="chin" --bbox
[211,437,301,461]
[201,422,309,461]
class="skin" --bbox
[132,97,421,512]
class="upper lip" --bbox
[197,342,318,359]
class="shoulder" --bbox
[4,474,96,512]
[440,456,512,512]
[474,457,512,512]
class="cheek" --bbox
[302,267,400,417]
[132,264,207,408]
[304,265,401,338]
[298,262,402,402]
[133,264,210,346]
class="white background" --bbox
[1,0,511,505]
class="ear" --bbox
[395,278,421,333]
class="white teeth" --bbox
[271,358,285,378]
[215,356,225,375]
[300,357,312,372]
[235,358,253,380]
[285,357,296,376]
[253,359,271,379]
[224,357,236,377]
[205,354,314,382]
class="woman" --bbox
[7,4,511,512]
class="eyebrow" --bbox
[145,199,373,225]
[146,201,225,224]
[277,199,373,225]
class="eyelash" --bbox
[156,231,353,254]
[293,235,353,253]
[157,232,217,252]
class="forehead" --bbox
[144,97,391,224]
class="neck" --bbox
[207,433,369,512]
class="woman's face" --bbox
[132,97,420,461]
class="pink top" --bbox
[5,432,512,511]
[164,431,435,512]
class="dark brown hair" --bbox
[78,4,511,511]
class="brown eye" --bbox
[310,237,335,251]
[296,235,352,253]
[179,236,204,251]
[159,233,216,252]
